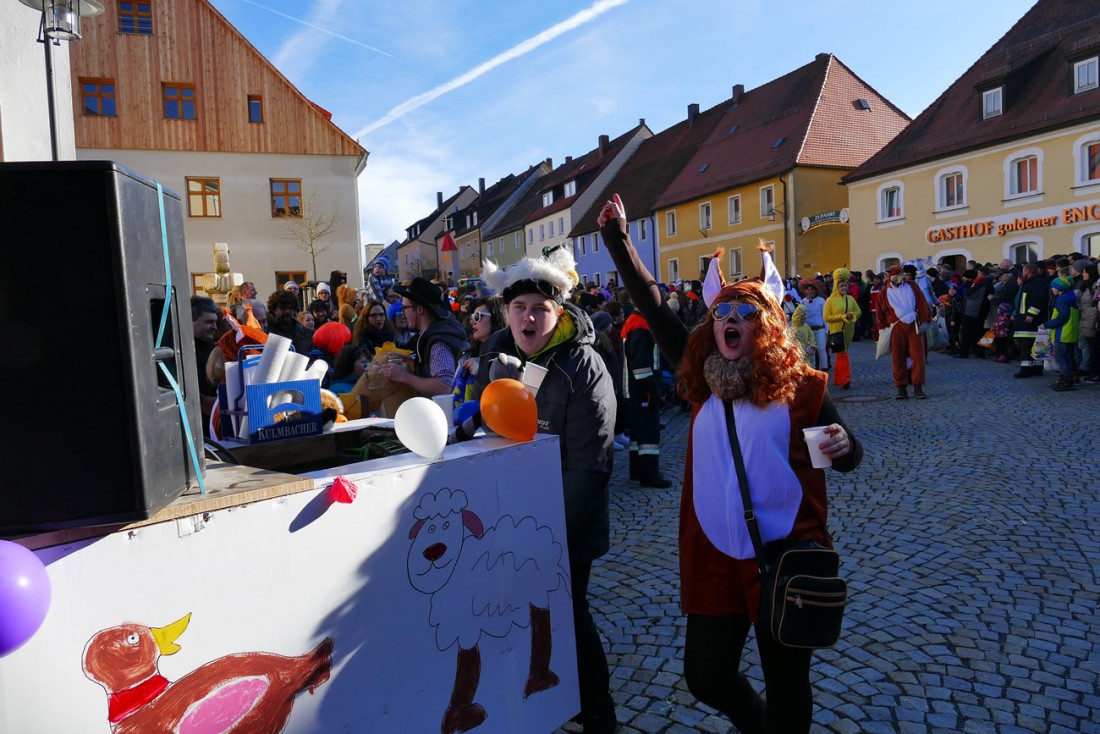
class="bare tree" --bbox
[402,249,438,281]
[281,194,340,281]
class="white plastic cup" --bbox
[432,394,455,427]
[802,426,833,469]
[522,362,549,396]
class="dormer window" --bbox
[982,87,1003,119]
[542,191,554,207]
[1075,57,1098,93]
[563,180,576,197]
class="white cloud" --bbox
[353,0,629,138]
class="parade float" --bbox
[0,162,580,733]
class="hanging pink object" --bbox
[329,477,358,504]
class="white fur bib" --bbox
[692,395,804,559]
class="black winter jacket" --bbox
[475,302,616,563]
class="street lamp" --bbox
[17,0,105,161]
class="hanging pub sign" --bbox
[800,208,850,233]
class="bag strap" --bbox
[723,400,767,575]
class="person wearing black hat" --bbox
[384,277,467,396]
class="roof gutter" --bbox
[780,171,791,278]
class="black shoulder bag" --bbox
[723,401,847,649]
[827,298,848,353]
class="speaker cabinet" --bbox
[0,161,204,533]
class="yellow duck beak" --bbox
[151,613,191,656]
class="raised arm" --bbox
[598,194,689,366]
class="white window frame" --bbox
[578,235,587,256]
[639,218,648,241]
[527,229,533,244]
[539,224,545,241]
[877,252,903,272]
[699,202,712,231]
[729,247,743,278]
[515,232,522,249]
[759,185,775,218]
[548,220,554,237]
[699,255,711,278]
[1006,237,1042,265]
[594,234,600,252]
[1074,57,1098,94]
[487,241,493,257]
[593,272,602,287]
[728,194,742,225]
[877,180,904,222]
[666,210,677,236]
[558,217,564,234]
[542,191,553,207]
[1073,132,1100,187]
[1004,147,1043,200]
[934,167,968,211]
[1076,226,1100,257]
[668,258,679,283]
[563,180,576,197]
[982,87,1003,119]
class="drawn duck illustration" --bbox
[82,613,333,733]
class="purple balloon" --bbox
[0,540,51,657]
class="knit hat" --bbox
[312,322,351,356]
[483,244,579,304]
[1072,259,1088,274]
[1051,276,1073,293]
[372,256,390,271]
[283,281,299,292]
[317,282,331,295]
[591,311,612,332]
[947,281,958,290]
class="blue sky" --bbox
[209,0,1038,252]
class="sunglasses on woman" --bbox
[471,310,492,323]
[710,301,760,323]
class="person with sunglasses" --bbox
[598,194,863,734]
[450,296,505,412]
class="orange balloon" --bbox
[481,378,538,441]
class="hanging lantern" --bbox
[18,0,104,41]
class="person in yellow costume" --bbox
[823,268,861,388]
[791,304,816,366]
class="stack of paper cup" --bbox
[432,394,455,427]
[801,426,832,469]
[255,334,291,383]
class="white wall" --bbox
[1,6,76,161]
[77,148,363,295]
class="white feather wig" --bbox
[482,245,580,302]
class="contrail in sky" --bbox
[353,0,629,138]
[239,0,393,58]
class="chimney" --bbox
[639,117,645,126]
[598,134,609,155]
[478,177,485,195]
[436,191,443,209]
[816,52,830,62]
[731,84,744,105]
[545,157,553,168]
[565,156,573,165]
[687,103,700,125]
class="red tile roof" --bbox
[847,0,1100,182]
[654,54,909,209]
[524,124,647,224]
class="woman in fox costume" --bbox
[598,195,863,733]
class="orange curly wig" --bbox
[677,278,812,407]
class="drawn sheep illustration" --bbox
[407,487,570,734]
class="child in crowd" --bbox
[329,345,372,393]
[991,302,1013,363]
[791,304,816,366]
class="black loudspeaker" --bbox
[0,161,204,533]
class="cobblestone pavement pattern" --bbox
[556,342,1100,734]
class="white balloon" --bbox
[394,397,448,460]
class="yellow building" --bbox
[846,0,1100,271]
[651,54,909,282]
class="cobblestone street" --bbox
[560,342,1100,734]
